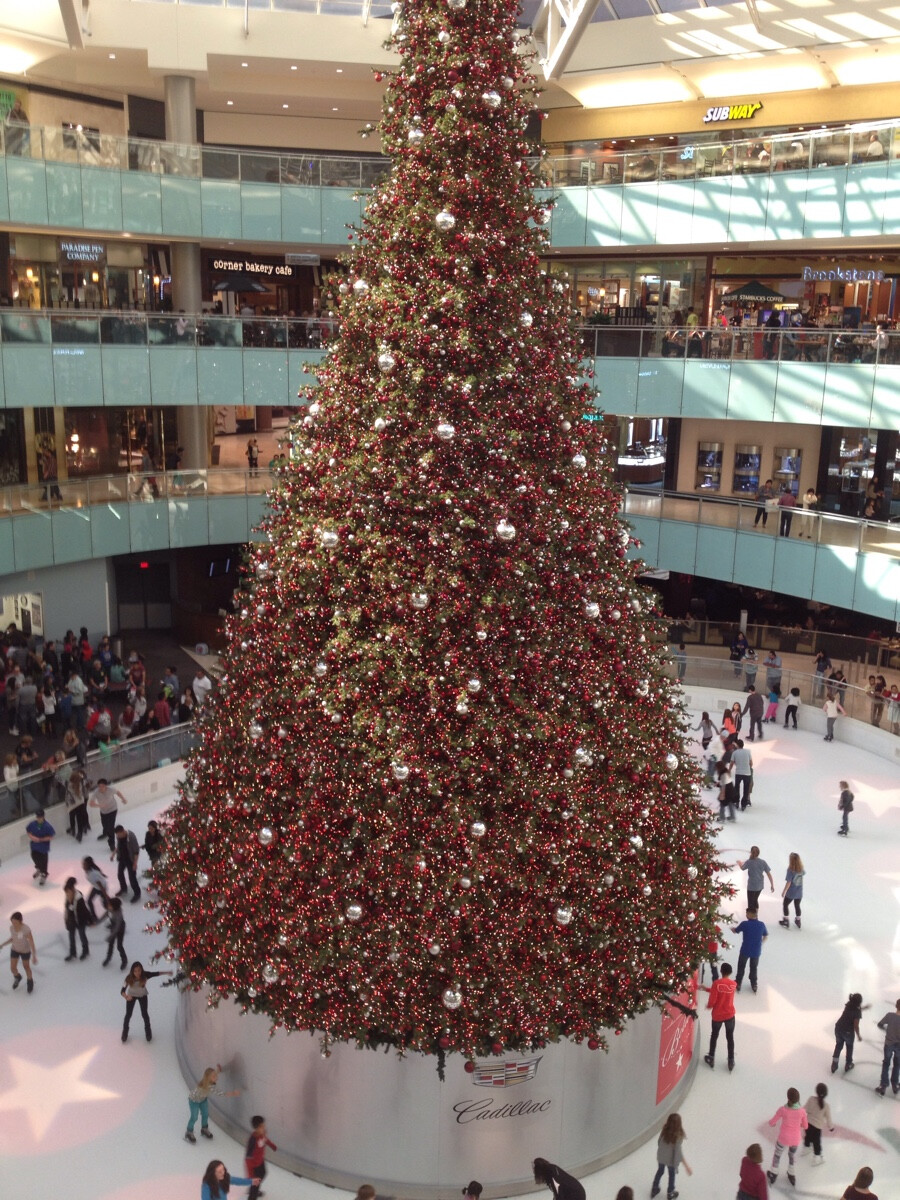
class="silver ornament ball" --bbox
[442,987,463,1010]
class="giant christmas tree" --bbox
[153,0,726,1060]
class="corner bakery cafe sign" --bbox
[209,255,297,279]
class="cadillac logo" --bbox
[471,1055,542,1088]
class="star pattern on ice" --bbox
[846,777,900,820]
[0,1047,120,1141]
[738,986,835,1064]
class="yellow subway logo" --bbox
[703,102,763,124]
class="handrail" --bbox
[2,116,898,189]
[622,487,900,561]
[0,723,199,829]
[1,312,897,363]
[671,656,899,734]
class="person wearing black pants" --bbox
[245,1116,277,1200]
[704,962,737,1070]
[120,961,172,1042]
[113,826,141,903]
[63,877,91,961]
[103,897,127,968]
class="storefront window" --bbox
[612,417,670,489]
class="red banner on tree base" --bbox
[656,976,698,1105]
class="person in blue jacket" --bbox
[201,1160,259,1200]
[25,808,55,884]
[733,908,768,993]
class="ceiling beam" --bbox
[57,0,84,50]
[532,0,604,81]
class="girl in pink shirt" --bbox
[766,1088,808,1187]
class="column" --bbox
[164,76,208,470]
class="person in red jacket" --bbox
[737,1143,768,1200]
[245,1115,276,1200]
[703,960,737,1071]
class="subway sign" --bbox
[703,101,763,124]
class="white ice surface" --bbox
[1,715,898,1200]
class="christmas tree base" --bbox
[176,987,699,1197]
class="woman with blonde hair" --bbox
[651,1112,691,1199]
[185,1064,240,1144]
[779,852,805,929]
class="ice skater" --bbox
[703,961,737,1070]
[766,1087,808,1187]
[650,1111,691,1199]
[733,908,767,993]
[802,1082,833,1165]
[779,852,804,929]
[837,781,854,836]
[185,1065,240,1143]
[103,896,127,968]
[736,846,774,911]
[874,997,900,1096]
[0,911,37,993]
[832,992,864,1074]
[201,1160,259,1200]
[245,1115,277,1200]
[120,960,173,1042]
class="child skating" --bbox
[802,1082,833,1166]
[837,781,854,836]
[763,686,780,724]
[185,1065,240,1144]
[766,1087,808,1187]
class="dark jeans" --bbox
[709,1016,735,1063]
[746,715,762,739]
[86,884,109,922]
[123,994,150,1037]
[747,889,761,911]
[779,510,793,537]
[736,952,759,988]
[117,858,141,900]
[803,1125,822,1155]
[754,504,768,526]
[833,1028,855,1066]
[67,922,89,956]
[248,1161,267,1200]
[783,897,801,919]
[30,848,49,877]
[785,704,798,728]
[652,1162,676,1197]
[736,774,751,808]
[70,802,90,841]
[840,808,849,833]
[104,927,126,967]
[98,808,117,850]
[879,1042,899,1090]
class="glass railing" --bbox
[622,488,900,560]
[0,310,337,349]
[662,620,900,674]
[671,656,899,733]
[3,116,899,188]
[3,312,897,365]
[578,324,900,365]
[0,723,199,828]
[0,467,272,512]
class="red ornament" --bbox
[587,1037,599,1050]
[464,1060,476,1073]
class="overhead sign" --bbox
[803,265,886,283]
[286,253,321,266]
[703,101,763,124]
[210,255,296,279]
[59,239,106,263]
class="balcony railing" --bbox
[0,723,199,828]
[2,312,897,366]
[0,467,271,513]
[623,488,900,561]
[3,116,899,188]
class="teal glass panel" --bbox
[731,530,776,590]
[197,348,243,406]
[821,366,878,427]
[619,183,658,246]
[549,187,588,247]
[0,518,14,574]
[51,508,94,564]
[802,168,846,240]
[882,161,900,235]
[321,188,362,244]
[695,526,737,581]
[3,347,54,407]
[772,537,815,599]
[594,359,638,415]
[169,496,210,547]
[81,166,123,231]
[811,544,857,609]
[727,174,769,242]
[0,349,5,405]
[6,158,48,225]
[208,495,254,544]
[241,182,282,242]
[89,502,132,558]
[282,186,323,243]
[636,359,685,416]
[623,514,660,561]
[46,162,84,227]
[122,172,162,235]
[852,554,900,622]
[682,361,730,419]
[102,346,151,406]
[127,501,171,551]
[726,362,777,421]
[871,365,900,427]
[690,177,731,244]
[243,352,289,406]
[585,186,623,247]
[773,362,825,424]
[52,345,103,408]
[160,176,202,236]
[765,172,807,241]
[654,182,693,246]
[149,347,199,406]
[655,518,698,572]
[0,158,8,222]
[247,494,267,531]
[201,180,242,240]
[12,513,54,570]
[843,162,889,239]
[290,350,323,399]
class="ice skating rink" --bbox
[1,714,898,1200]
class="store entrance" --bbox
[115,558,173,630]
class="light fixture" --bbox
[336,68,343,73]
[153,275,160,286]
[91,271,100,283]
[227,100,234,106]
[282,103,289,109]
[241,61,248,67]
[108,53,116,60]
[332,107,339,112]
[291,65,298,71]
[25,267,33,280]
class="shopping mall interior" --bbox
[0,1,898,1198]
